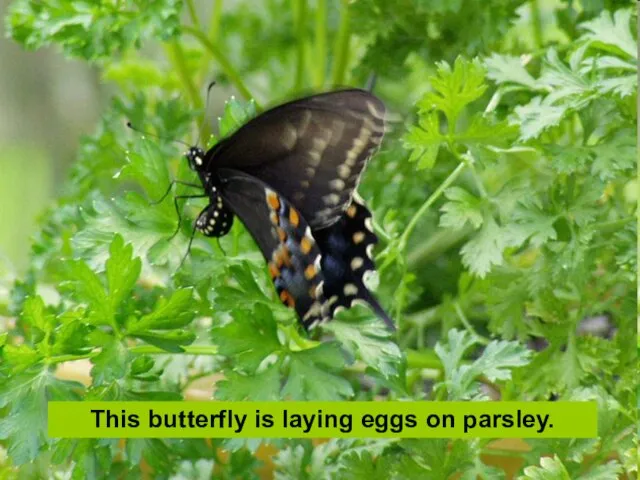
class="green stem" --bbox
[406,225,471,267]
[208,0,223,42]
[182,26,258,106]
[292,0,307,91]
[165,42,202,109]
[49,351,99,365]
[454,301,489,345]
[406,348,442,370]
[592,216,635,233]
[397,162,467,251]
[314,0,327,89]
[130,344,219,356]
[49,344,221,365]
[331,0,351,87]
[530,0,544,49]
[185,0,200,27]
[372,218,392,244]
[449,142,486,197]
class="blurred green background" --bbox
[0,0,101,274]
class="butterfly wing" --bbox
[313,194,394,330]
[205,89,386,230]
[218,168,328,329]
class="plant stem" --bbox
[406,348,442,370]
[592,216,635,233]
[314,0,327,89]
[185,0,200,27]
[166,42,202,109]
[397,162,467,251]
[331,0,351,87]
[130,344,219,356]
[530,0,544,49]
[454,301,489,345]
[182,26,258,106]
[208,0,223,42]
[292,0,307,91]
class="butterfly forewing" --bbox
[206,89,386,230]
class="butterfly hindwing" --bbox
[313,194,394,330]
[204,89,386,229]
[218,169,327,328]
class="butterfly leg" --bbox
[168,194,209,240]
[151,180,203,205]
[177,222,198,270]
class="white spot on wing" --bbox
[366,100,385,119]
[323,193,341,205]
[350,257,364,270]
[343,283,358,296]
[282,123,298,150]
[338,164,351,179]
[329,179,345,191]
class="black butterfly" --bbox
[181,88,394,331]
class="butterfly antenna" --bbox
[196,80,217,147]
[365,73,378,93]
[126,121,191,148]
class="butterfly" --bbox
[180,88,394,331]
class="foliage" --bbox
[1,0,636,478]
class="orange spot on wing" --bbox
[346,205,357,218]
[279,246,293,267]
[300,237,313,254]
[268,262,280,279]
[277,228,287,242]
[280,290,295,308]
[289,208,300,227]
[266,191,280,210]
[273,249,284,268]
[304,264,317,280]
[270,212,280,226]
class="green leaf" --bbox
[512,198,558,247]
[6,0,181,61]
[418,57,487,126]
[216,363,282,401]
[518,456,571,480]
[513,97,567,141]
[273,444,307,480]
[106,234,142,310]
[213,307,282,374]
[127,288,195,333]
[60,258,113,326]
[579,8,636,60]
[435,330,530,399]
[485,53,542,91]
[90,338,128,385]
[327,319,403,379]
[439,187,484,230]
[118,138,172,200]
[0,370,78,465]
[218,97,257,137]
[460,216,515,278]
[402,112,445,169]
[590,129,635,181]
[282,343,354,400]
[21,295,54,344]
